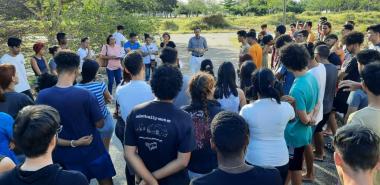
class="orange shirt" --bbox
[249,43,263,68]
[307,31,316,44]
[335,48,345,64]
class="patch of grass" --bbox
[161,21,179,31]
[159,11,380,34]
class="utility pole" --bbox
[283,0,287,24]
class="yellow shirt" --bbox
[249,43,263,68]
[348,107,380,185]
[307,31,316,44]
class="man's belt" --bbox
[192,54,204,57]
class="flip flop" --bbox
[302,176,315,183]
[314,156,324,162]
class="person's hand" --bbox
[281,95,295,105]
[9,142,15,150]
[338,80,362,92]
[74,135,93,146]
[139,179,158,185]
[139,180,147,185]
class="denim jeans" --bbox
[106,68,122,94]
[145,64,151,81]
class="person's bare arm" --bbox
[152,152,191,180]
[57,135,93,147]
[237,88,247,108]
[296,110,312,125]
[339,80,362,92]
[31,58,42,75]
[0,157,15,173]
[125,146,158,185]
[309,102,321,124]
[338,71,347,82]
[43,57,50,72]
[100,54,118,60]
[344,106,358,124]
[103,90,113,104]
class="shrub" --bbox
[188,20,209,30]
[301,11,322,16]
[202,14,230,28]
[162,21,179,31]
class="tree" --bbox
[187,0,207,17]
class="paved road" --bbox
[92,33,339,185]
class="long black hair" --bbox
[214,62,238,99]
[250,68,282,104]
[239,61,256,98]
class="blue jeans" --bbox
[145,64,151,81]
[106,68,122,94]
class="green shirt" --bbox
[285,72,319,147]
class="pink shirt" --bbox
[101,44,122,70]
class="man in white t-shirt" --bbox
[116,52,154,122]
[367,24,380,52]
[112,25,127,48]
[303,48,326,182]
[77,37,94,71]
[0,37,32,99]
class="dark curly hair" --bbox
[275,34,293,49]
[279,43,310,71]
[189,72,215,122]
[151,64,183,100]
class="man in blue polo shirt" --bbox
[36,51,116,185]
[124,33,141,54]
[188,27,208,74]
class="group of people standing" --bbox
[0,18,380,185]
[233,19,380,185]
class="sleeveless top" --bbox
[33,56,48,76]
[217,93,240,113]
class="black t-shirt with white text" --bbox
[191,166,282,185]
[125,101,196,185]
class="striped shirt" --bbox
[76,82,109,117]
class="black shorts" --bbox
[333,90,349,114]
[288,146,305,171]
[314,112,331,133]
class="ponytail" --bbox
[252,68,281,104]
[266,85,281,104]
